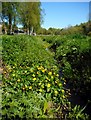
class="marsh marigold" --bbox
[47,83,51,88]
[33,78,36,81]
[48,72,52,76]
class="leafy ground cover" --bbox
[41,34,91,99]
[41,34,91,118]
[1,35,90,119]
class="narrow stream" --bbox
[48,41,91,118]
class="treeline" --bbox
[1,2,91,36]
[38,21,91,36]
[1,2,42,35]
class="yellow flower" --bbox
[62,95,65,98]
[51,76,54,79]
[25,70,27,73]
[39,88,43,92]
[48,72,52,76]
[39,82,41,85]
[55,81,58,83]
[29,86,32,89]
[17,79,20,82]
[59,83,62,87]
[38,67,41,70]
[68,92,71,95]
[40,66,44,69]
[33,78,36,81]
[12,73,15,77]
[42,69,46,73]
[7,65,11,70]
[55,90,58,95]
[47,83,51,88]
[53,72,56,75]
[22,87,26,90]
[62,89,65,93]
[56,74,59,77]
[32,74,35,77]
[41,84,44,88]
[4,71,7,74]
[37,72,39,74]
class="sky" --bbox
[41,2,89,29]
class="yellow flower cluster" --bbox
[6,65,12,72]
[39,88,43,92]
[17,79,20,82]
[32,74,35,77]
[29,86,32,89]
[59,83,62,87]
[55,90,58,95]
[62,89,65,93]
[33,78,36,81]
[47,83,51,88]
[12,64,67,102]
[42,69,46,73]
[37,66,44,70]
[48,72,52,76]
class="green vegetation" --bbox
[1,35,67,119]
[1,2,91,119]
[37,21,91,36]
[2,2,42,35]
[42,34,91,101]
[1,34,90,119]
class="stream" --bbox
[48,42,91,118]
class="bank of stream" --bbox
[44,38,91,118]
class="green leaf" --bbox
[44,100,48,113]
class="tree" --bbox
[2,2,43,35]
[2,2,18,34]
[18,2,42,35]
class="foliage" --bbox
[2,35,70,119]
[37,21,91,35]
[18,2,42,34]
[42,34,91,107]
[1,35,90,119]
[1,2,42,34]
[2,2,18,34]
[2,35,54,66]
[67,105,89,120]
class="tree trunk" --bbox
[31,26,33,35]
[8,14,12,35]
[13,16,16,32]
[29,26,31,35]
